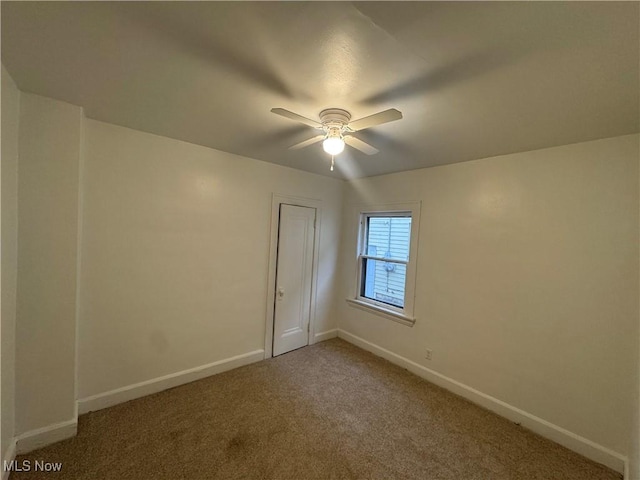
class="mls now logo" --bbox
[4,460,63,472]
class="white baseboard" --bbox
[78,349,264,415]
[15,419,77,455]
[337,329,627,474]
[314,329,338,342]
[2,439,17,480]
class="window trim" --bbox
[348,202,421,326]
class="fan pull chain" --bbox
[330,155,335,171]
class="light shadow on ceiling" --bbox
[356,129,417,159]
[360,48,524,106]
[125,4,301,101]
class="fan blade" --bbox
[271,108,322,128]
[289,135,325,150]
[348,109,403,131]
[344,135,379,155]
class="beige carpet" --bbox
[11,339,619,480]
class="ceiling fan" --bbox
[270,107,403,169]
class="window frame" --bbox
[347,202,421,326]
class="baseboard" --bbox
[314,329,338,342]
[78,349,264,415]
[14,419,77,455]
[2,439,17,480]
[337,329,627,474]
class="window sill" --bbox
[346,298,416,327]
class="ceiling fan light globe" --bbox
[323,137,345,155]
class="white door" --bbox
[272,204,316,356]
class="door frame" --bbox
[264,194,322,359]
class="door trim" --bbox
[264,194,322,359]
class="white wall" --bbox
[631,335,640,479]
[338,135,639,462]
[77,120,343,399]
[1,65,20,461]
[631,161,640,479]
[15,93,82,434]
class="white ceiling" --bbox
[2,2,638,179]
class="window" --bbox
[360,215,411,308]
[348,203,420,325]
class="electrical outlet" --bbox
[425,349,432,361]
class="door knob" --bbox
[277,287,285,300]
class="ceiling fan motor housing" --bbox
[319,108,352,133]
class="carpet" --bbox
[10,339,620,479]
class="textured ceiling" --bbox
[2,2,638,178]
